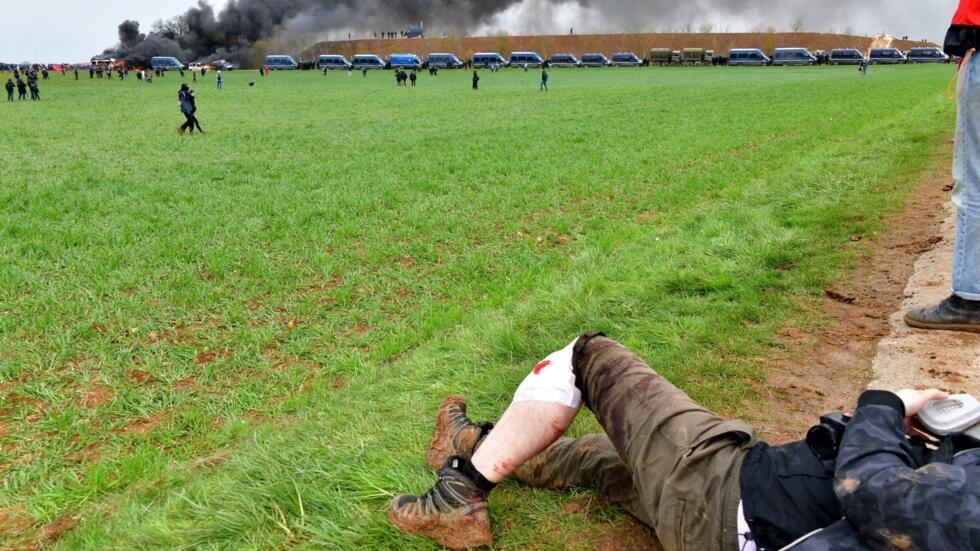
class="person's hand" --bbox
[894,388,949,418]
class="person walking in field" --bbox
[216,70,222,90]
[5,78,13,101]
[472,69,479,90]
[540,67,548,91]
[177,83,202,135]
[16,78,26,100]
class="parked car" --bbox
[610,51,643,66]
[868,47,907,64]
[580,53,611,67]
[829,48,866,65]
[210,59,234,70]
[548,53,580,68]
[906,46,949,63]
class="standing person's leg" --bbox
[905,52,980,331]
[950,54,980,301]
[572,333,755,550]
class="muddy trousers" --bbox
[515,335,756,551]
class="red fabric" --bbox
[953,0,980,26]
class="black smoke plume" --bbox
[105,0,532,68]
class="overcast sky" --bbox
[0,0,959,63]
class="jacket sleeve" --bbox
[833,390,980,550]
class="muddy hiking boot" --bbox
[904,294,980,334]
[388,456,492,549]
[427,394,493,470]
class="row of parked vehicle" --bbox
[729,46,949,66]
[260,45,949,73]
[305,51,645,71]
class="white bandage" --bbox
[512,339,582,408]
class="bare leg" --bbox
[471,400,579,483]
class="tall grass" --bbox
[0,63,955,549]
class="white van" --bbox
[728,48,771,66]
[508,51,545,68]
[265,55,298,69]
[317,54,352,70]
[150,56,184,71]
[351,54,386,70]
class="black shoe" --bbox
[388,457,492,549]
[904,294,980,333]
[427,395,493,470]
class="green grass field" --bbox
[0,63,956,549]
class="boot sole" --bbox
[904,315,980,334]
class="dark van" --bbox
[580,53,611,67]
[389,53,423,69]
[472,52,508,68]
[265,55,298,69]
[317,54,351,70]
[150,56,184,71]
[549,53,580,67]
[508,51,545,68]
[771,47,817,66]
[351,54,387,70]
[868,48,906,64]
[829,48,865,65]
[907,46,949,63]
[728,48,770,66]
[610,52,643,66]
[426,53,465,69]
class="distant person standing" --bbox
[540,67,549,91]
[5,78,13,101]
[409,69,417,86]
[472,69,479,90]
[16,78,26,100]
[216,70,222,90]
